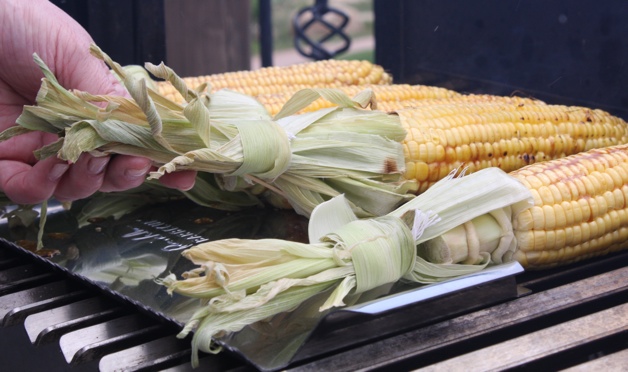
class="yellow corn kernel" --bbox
[399,98,628,192]
[511,144,628,269]
[156,60,393,104]
[255,84,461,116]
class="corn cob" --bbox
[421,144,628,270]
[510,144,628,268]
[163,145,628,364]
[235,85,628,197]
[156,59,393,103]
[257,84,461,116]
[398,98,628,193]
[14,45,628,223]
[155,66,628,196]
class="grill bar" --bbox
[0,263,58,295]
[24,296,126,345]
[0,280,89,326]
[561,348,628,372]
[285,265,628,371]
[417,302,628,371]
[0,232,626,371]
[59,313,169,364]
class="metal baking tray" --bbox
[0,198,523,371]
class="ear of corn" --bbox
[261,88,628,195]
[2,46,417,219]
[419,144,628,270]
[156,59,393,103]
[155,70,628,197]
[510,144,628,268]
[8,48,628,218]
[162,166,534,366]
[257,84,461,116]
[6,44,628,223]
[164,144,628,365]
[398,98,628,193]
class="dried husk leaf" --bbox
[0,45,416,217]
[162,167,534,366]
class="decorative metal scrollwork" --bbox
[292,0,352,60]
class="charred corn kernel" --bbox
[511,144,628,269]
[156,60,393,103]
[399,97,628,193]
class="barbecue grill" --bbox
[2,1,627,370]
[0,198,626,371]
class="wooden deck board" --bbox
[417,303,628,371]
[288,266,628,371]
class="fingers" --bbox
[53,153,149,202]
[0,151,196,205]
[158,170,197,191]
[53,153,111,201]
[0,156,69,204]
[0,153,116,204]
[48,4,129,98]
[99,156,196,192]
[99,155,152,193]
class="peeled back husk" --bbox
[160,167,533,366]
[0,45,418,218]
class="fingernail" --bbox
[125,165,151,179]
[88,157,109,175]
[49,163,70,182]
[181,178,196,191]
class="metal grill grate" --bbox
[1,237,626,371]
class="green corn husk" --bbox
[159,167,534,366]
[0,45,417,218]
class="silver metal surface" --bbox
[59,313,157,364]
[0,202,525,370]
[99,335,191,372]
[24,296,123,344]
[285,266,628,371]
[348,261,523,314]
[1,200,626,371]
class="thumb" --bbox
[57,41,129,98]
[0,156,69,205]
[43,2,128,97]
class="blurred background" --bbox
[50,0,375,76]
[51,0,627,119]
[250,0,375,68]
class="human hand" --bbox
[0,0,196,205]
